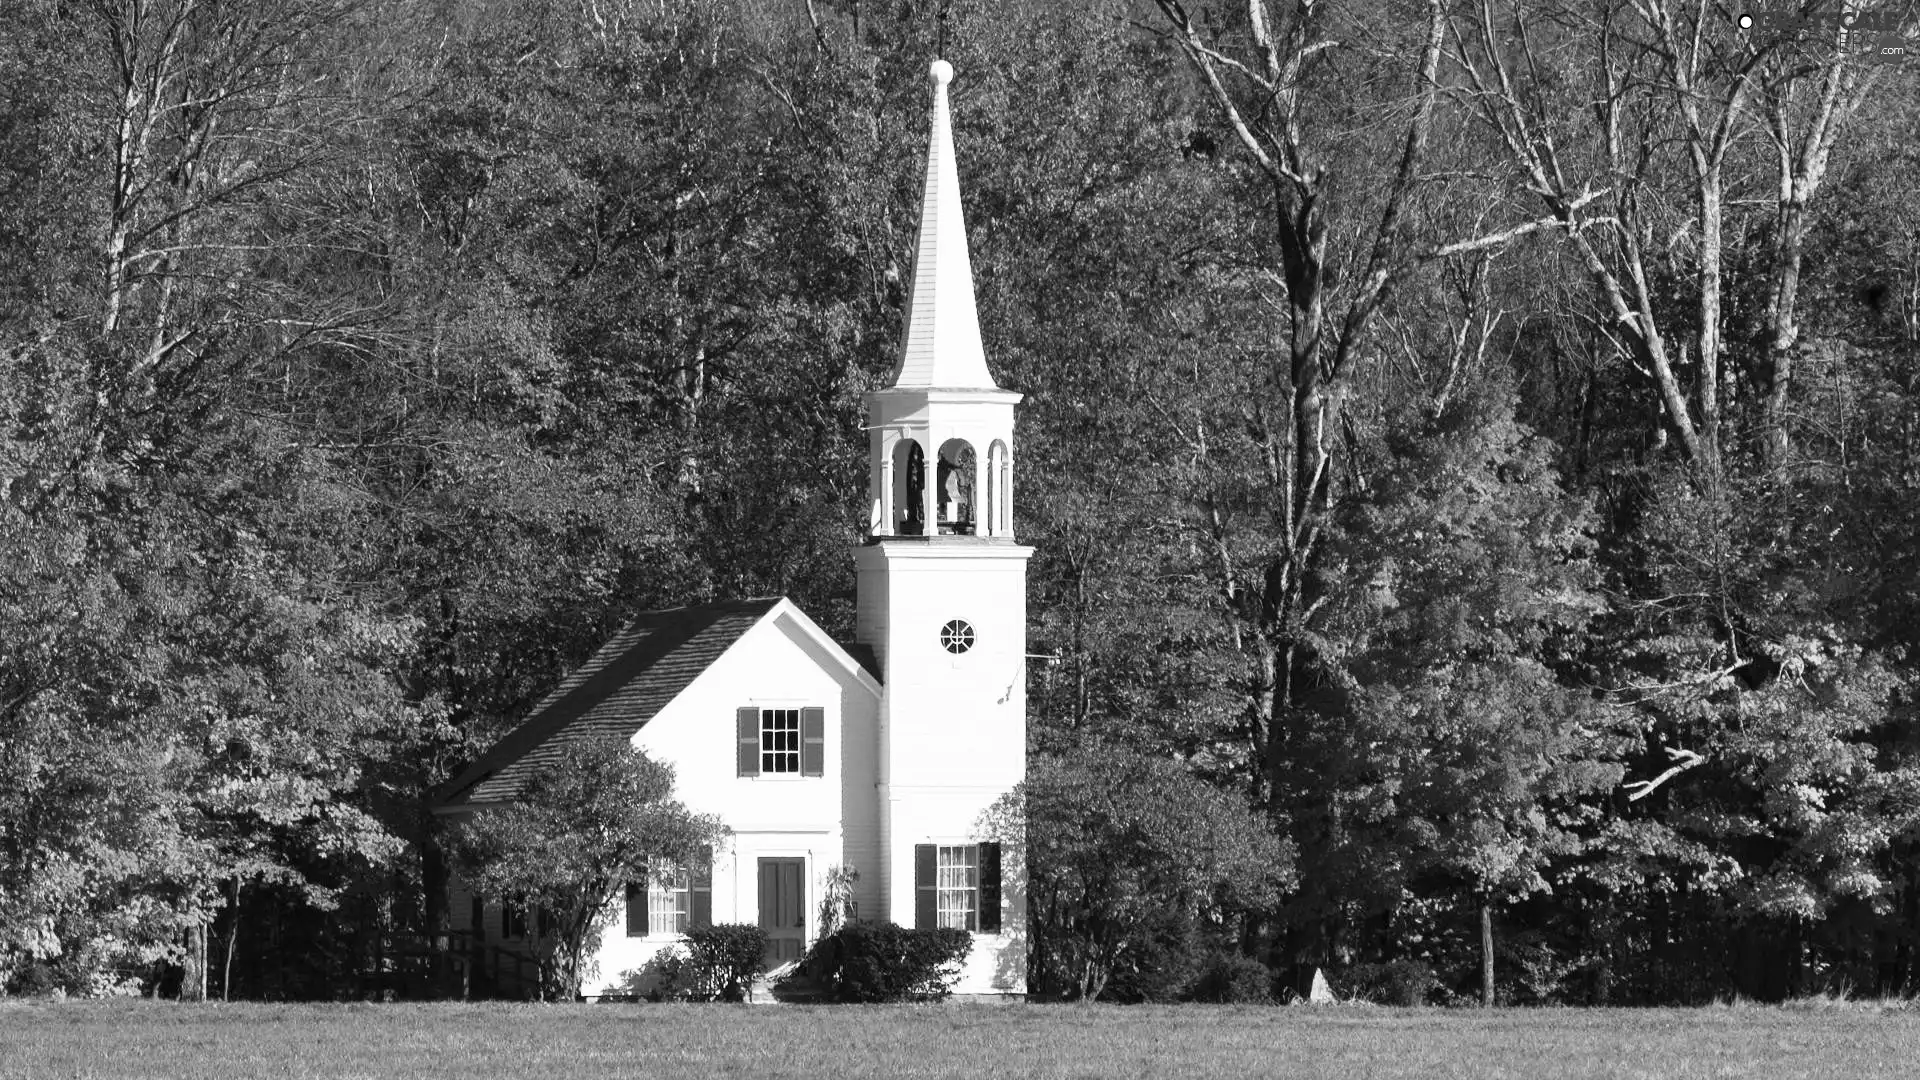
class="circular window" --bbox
[940,619,976,655]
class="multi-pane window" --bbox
[648,863,692,936]
[737,706,823,778]
[502,900,546,939]
[761,708,801,774]
[914,842,1001,933]
[626,848,713,938]
[936,845,979,931]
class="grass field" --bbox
[4,999,1920,1080]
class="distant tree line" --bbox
[1,0,1915,1004]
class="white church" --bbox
[437,60,1029,998]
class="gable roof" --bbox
[435,597,876,809]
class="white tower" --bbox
[853,59,1029,992]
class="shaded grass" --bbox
[4,999,1920,1079]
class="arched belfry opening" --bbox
[892,438,927,535]
[985,440,1010,537]
[936,438,976,535]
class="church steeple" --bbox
[851,64,1030,991]
[891,60,996,391]
[862,61,1019,544]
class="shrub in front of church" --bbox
[1335,959,1443,1006]
[803,922,972,1002]
[682,924,768,1002]
[1183,951,1275,1005]
[637,945,696,1002]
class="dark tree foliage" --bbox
[0,0,1915,1004]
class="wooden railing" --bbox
[358,929,542,1001]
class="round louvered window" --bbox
[940,619,975,655]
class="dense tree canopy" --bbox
[450,739,722,999]
[1,0,1915,1003]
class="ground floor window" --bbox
[648,864,692,936]
[914,842,1001,933]
[936,845,979,931]
[625,848,713,937]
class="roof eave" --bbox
[766,598,884,697]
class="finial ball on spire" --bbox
[930,59,954,86]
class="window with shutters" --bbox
[648,864,691,935]
[502,900,550,940]
[914,842,1002,933]
[936,845,978,931]
[761,708,801,773]
[737,706,825,778]
[625,848,713,938]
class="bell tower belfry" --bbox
[853,60,1029,992]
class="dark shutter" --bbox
[625,881,647,938]
[914,844,937,930]
[801,707,825,776]
[470,895,485,941]
[690,846,713,930]
[978,843,1002,932]
[736,707,761,776]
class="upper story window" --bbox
[736,706,825,778]
[761,708,801,773]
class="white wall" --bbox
[581,603,881,997]
[882,790,1027,995]
[450,579,1025,999]
[858,542,1031,995]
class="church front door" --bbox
[756,858,807,968]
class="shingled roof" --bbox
[435,597,815,808]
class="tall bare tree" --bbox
[85,0,359,456]
[1148,0,1451,808]
[1448,0,1881,482]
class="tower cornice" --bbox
[865,387,1023,409]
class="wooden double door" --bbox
[757,858,807,967]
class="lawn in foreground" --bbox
[4,999,1919,1080]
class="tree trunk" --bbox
[180,922,208,1002]
[222,879,241,1002]
[422,824,452,998]
[1154,0,1449,822]
[1758,49,1856,473]
[1479,895,1495,1007]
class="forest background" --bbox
[1,0,1917,1006]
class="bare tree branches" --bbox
[1149,0,1452,804]
[1624,746,1705,801]
[1447,0,1877,486]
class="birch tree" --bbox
[1446,0,1881,481]
[1146,0,1453,808]
[79,0,363,451]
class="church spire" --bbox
[890,60,996,391]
